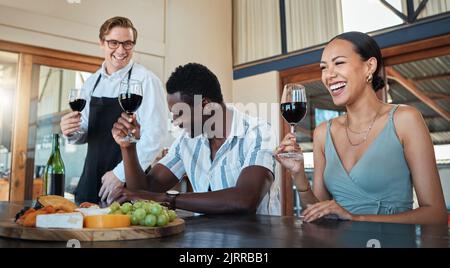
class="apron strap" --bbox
[91,64,134,95]
[91,74,102,95]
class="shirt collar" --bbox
[100,60,134,79]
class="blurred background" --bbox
[0,0,449,216]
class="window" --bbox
[285,0,343,53]
[233,0,281,65]
[341,0,404,33]
[405,0,450,20]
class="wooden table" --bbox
[0,201,449,248]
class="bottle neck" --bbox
[48,133,64,173]
[52,134,60,153]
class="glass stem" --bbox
[290,125,295,134]
[128,112,134,138]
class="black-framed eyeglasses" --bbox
[104,39,135,50]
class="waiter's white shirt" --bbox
[66,60,169,182]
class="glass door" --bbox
[0,39,102,201]
[0,51,18,201]
[29,65,92,200]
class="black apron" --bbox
[75,67,133,203]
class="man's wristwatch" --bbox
[165,190,180,210]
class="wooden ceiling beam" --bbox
[413,73,450,82]
[383,34,450,66]
[386,67,450,122]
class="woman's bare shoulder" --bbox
[392,104,426,139]
[393,104,424,127]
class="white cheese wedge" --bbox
[36,212,84,229]
[75,207,111,216]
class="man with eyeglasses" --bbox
[60,16,168,204]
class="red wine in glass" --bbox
[68,88,86,135]
[279,84,307,160]
[118,80,143,143]
[118,93,142,114]
[69,99,86,112]
[280,102,307,125]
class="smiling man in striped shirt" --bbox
[111,63,280,215]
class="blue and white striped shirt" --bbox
[159,107,281,215]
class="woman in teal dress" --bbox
[275,32,447,225]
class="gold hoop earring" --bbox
[366,73,373,83]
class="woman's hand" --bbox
[60,111,81,136]
[274,133,304,175]
[112,113,141,148]
[302,200,353,222]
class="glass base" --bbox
[277,152,303,160]
[121,134,139,143]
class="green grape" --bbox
[142,203,152,214]
[151,203,162,216]
[120,202,132,214]
[156,214,169,227]
[131,215,139,225]
[144,214,157,227]
[161,210,169,220]
[133,201,143,210]
[113,210,123,215]
[133,208,146,221]
[168,210,177,222]
[109,202,120,212]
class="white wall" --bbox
[232,71,281,178]
[232,71,280,126]
[165,0,233,102]
[0,0,165,78]
[0,0,234,99]
[0,0,235,147]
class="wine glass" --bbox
[68,88,86,135]
[118,79,143,143]
[279,83,307,160]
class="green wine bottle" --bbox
[43,133,65,196]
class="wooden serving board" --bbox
[0,218,185,241]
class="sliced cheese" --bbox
[76,207,110,216]
[36,212,84,229]
[84,214,131,229]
